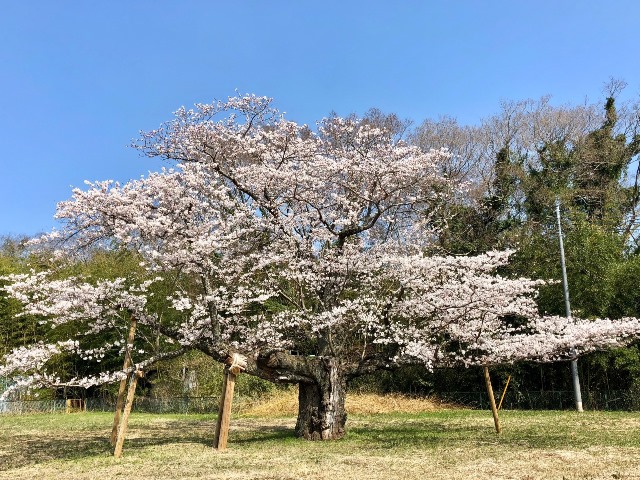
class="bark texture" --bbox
[294,359,347,440]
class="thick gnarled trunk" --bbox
[223,347,349,441]
[295,360,347,440]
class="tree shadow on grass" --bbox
[347,421,488,450]
[349,416,637,451]
[4,415,619,472]
[231,424,296,444]
[0,426,207,471]
[0,419,297,471]
[0,433,111,471]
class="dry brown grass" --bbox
[242,388,451,417]
[346,392,453,414]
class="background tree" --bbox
[407,84,640,402]
[0,237,49,362]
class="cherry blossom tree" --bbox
[3,95,640,440]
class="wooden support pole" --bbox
[113,370,142,458]
[110,317,137,446]
[214,368,237,451]
[214,354,247,450]
[213,368,229,448]
[483,365,502,434]
[497,375,511,411]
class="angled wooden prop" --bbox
[113,369,143,458]
[497,375,511,411]
[483,366,502,434]
[110,317,137,446]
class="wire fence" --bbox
[438,390,639,411]
[0,395,259,415]
[0,399,68,415]
[1,390,638,415]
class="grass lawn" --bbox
[1,408,639,479]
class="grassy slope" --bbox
[1,408,640,479]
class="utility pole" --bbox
[555,199,584,412]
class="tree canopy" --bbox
[3,95,640,439]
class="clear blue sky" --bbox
[1,1,639,237]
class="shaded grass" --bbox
[1,410,640,479]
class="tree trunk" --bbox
[294,360,347,440]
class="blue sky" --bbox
[1,1,639,237]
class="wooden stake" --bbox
[214,368,237,450]
[483,365,502,434]
[110,317,137,446]
[113,370,142,458]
